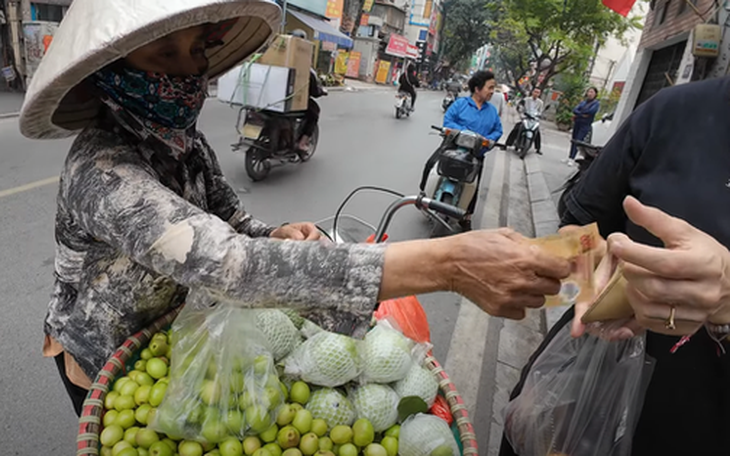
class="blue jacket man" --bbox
[420,70,503,231]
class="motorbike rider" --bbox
[506,87,544,154]
[291,29,327,153]
[398,62,420,109]
[419,70,503,231]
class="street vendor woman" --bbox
[22,0,571,416]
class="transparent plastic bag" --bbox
[503,324,654,456]
[150,301,285,442]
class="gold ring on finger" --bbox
[665,305,677,330]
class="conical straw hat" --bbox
[20,0,281,139]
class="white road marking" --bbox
[0,176,59,199]
[443,150,506,417]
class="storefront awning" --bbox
[289,10,354,49]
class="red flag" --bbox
[602,0,637,16]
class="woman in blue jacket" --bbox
[566,87,600,166]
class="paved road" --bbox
[0,87,573,455]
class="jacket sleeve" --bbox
[583,101,600,117]
[443,99,465,130]
[63,140,385,318]
[487,113,503,142]
[573,101,585,115]
[197,133,274,238]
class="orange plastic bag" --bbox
[430,395,453,425]
[374,296,431,344]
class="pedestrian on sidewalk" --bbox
[489,85,506,117]
[564,87,599,166]
[20,0,570,417]
[500,76,730,456]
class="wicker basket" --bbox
[77,308,478,455]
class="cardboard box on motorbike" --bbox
[217,34,313,113]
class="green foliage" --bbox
[441,0,494,67]
[487,0,637,94]
[553,72,589,126]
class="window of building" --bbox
[418,29,428,41]
[653,0,670,28]
[31,3,64,22]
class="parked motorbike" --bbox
[395,91,413,119]
[422,126,504,235]
[556,139,602,219]
[514,105,549,159]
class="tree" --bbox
[488,0,641,95]
[340,0,366,36]
[440,0,494,68]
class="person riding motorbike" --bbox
[506,87,544,154]
[419,70,503,231]
[398,62,419,109]
[291,29,327,153]
[21,0,570,416]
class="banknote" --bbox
[525,223,600,307]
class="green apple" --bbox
[149,339,169,357]
[113,378,130,394]
[148,382,168,407]
[115,447,139,456]
[202,441,218,452]
[276,405,296,427]
[260,424,279,443]
[140,348,153,360]
[383,425,400,439]
[206,360,218,380]
[135,372,155,387]
[289,383,310,405]
[317,437,333,452]
[138,448,149,456]
[264,386,282,409]
[161,438,178,452]
[186,404,206,425]
[313,452,335,456]
[299,433,318,456]
[134,385,152,405]
[200,380,222,405]
[253,356,271,376]
[178,440,204,456]
[337,443,357,456]
[135,428,160,449]
[292,410,312,435]
[279,382,289,402]
[135,404,152,425]
[100,425,124,447]
[363,444,387,456]
[112,440,134,456]
[218,437,244,456]
[328,426,352,445]
[282,450,302,456]
[116,409,137,429]
[148,441,174,456]
[146,358,168,380]
[225,409,245,434]
[201,419,229,443]
[120,380,140,397]
[135,360,148,372]
[429,445,455,456]
[277,426,301,450]
[101,446,114,456]
[230,372,245,393]
[310,420,327,438]
[123,427,140,446]
[262,443,282,456]
[246,405,271,434]
[380,437,397,456]
[243,436,262,456]
[352,419,374,447]
[114,394,136,412]
[289,403,304,413]
[238,391,254,410]
[105,391,120,410]
[252,450,272,456]
[103,410,120,427]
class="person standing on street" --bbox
[565,87,600,166]
[489,85,506,117]
[506,88,544,154]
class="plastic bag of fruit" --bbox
[149,298,286,443]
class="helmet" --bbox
[291,29,308,39]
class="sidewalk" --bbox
[476,106,576,454]
[0,91,24,119]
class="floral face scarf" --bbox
[92,66,208,156]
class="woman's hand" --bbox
[270,222,322,241]
[601,197,730,338]
[380,228,572,320]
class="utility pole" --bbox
[7,0,25,89]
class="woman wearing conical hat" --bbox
[21,0,570,415]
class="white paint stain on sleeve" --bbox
[150,220,195,263]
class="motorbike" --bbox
[395,91,413,119]
[556,139,602,219]
[232,85,328,182]
[514,106,549,159]
[422,126,504,236]
[442,90,457,112]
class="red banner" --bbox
[346,51,361,78]
[601,0,636,16]
[385,34,409,58]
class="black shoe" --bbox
[536,150,543,155]
[459,219,472,232]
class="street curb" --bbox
[524,153,571,330]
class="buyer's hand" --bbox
[593,197,730,338]
[270,222,322,241]
[449,228,571,319]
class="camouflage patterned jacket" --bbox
[46,108,385,378]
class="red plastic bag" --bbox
[430,395,453,425]
[373,296,431,344]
